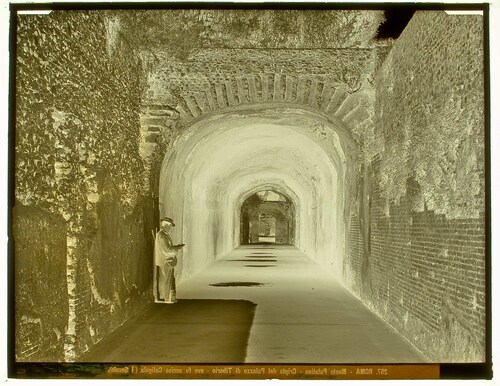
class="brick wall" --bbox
[345,11,485,361]
[14,11,153,360]
[344,212,363,289]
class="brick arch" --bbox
[139,73,374,163]
[177,74,371,125]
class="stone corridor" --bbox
[12,7,487,370]
[82,246,427,363]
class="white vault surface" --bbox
[159,105,353,282]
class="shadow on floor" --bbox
[79,299,256,363]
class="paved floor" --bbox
[81,299,256,363]
[177,245,429,363]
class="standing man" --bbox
[154,217,185,304]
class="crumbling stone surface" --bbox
[145,48,374,101]
[118,10,384,55]
[13,206,68,361]
[16,11,145,216]
[15,11,151,360]
[373,11,484,219]
[142,48,376,136]
[345,11,485,362]
[74,192,155,357]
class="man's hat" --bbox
[160,217,175,226]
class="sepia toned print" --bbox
[11,5,488,378]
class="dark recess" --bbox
[440,363,493,380]
[377,9,416,39]
[230,259,278,262]
[210,282,267,287]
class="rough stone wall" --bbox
[13,206,68,361]
[374,11,484,217]
[119,10,383,55]
[14,11,152,361]
[142,48,376,131]
[145,48,374,102]
[345,11,485,362]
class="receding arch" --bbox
[240,189,295,245]
[158,103,358,282]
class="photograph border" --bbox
[6,1,494,380]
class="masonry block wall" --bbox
[344,11,485,362]
[14,11,153,361]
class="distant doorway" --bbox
[258,214,276,243]
[240,190,295,245]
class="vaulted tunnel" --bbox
[12,9,487,368]
[159,105,355,282]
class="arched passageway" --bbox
[159,104,357,282]
[13,9,486,366]
[240,190,295,245]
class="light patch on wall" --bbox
[18,10,52,15]
[86,259,113,309]
[445,11,483,16]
